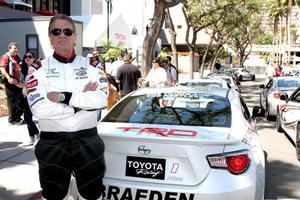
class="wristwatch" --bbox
[58,92,65,103]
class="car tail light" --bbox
[207,151,250,174]
[273,91,281,99]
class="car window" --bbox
[278,79,300,88]
[102,93,232,127]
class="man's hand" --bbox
[83,81,98,92]
[47,92,60,103]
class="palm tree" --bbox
[268,0,285,65]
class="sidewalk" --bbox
[0,116,40,200]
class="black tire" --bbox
[266,102,271,120]
[251,75,255,81]
[296,123,300,161]
[276,110,284,132]
[239,75,243,81]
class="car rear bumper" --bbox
[100,165,264,200]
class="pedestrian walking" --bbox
[26,14,108,200]
[116,53,142,97]
[19,51,40,146]
[0,42,24,125]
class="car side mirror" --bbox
[280,93,288,102]
[252,106,265,118]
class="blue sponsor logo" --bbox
[99,77,107,83]
[28,93,41,103]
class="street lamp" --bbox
[105,0,112,42]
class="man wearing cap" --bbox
[116,54,141,97]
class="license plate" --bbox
[126,156,166,180]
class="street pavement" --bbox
[0,116,40,200]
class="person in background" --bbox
[19,51,40,146]
[116,53,142,98]
[214,60,222,72]
[161,58,177,87]
[166,55,178,81]
[145,58,167,87]
[0,42,24,125]
[26,14,108,200]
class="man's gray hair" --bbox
[48,14,76,33]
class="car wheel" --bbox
[251,75,255,81]
[296,123,300,161]
[276,110,284,132]
[239,75,243,81]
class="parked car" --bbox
[235,68,255,81]
[206,72,241,92]
[259,76,300,120]
[276,87,300,160]
[68,86,266,200]
[176,77,229,89]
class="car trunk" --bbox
[98,122,237,186]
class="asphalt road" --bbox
[240,78,300,199]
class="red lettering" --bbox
[117,127,197,137]
[139,128,168,136]
[168,129,197,137]
[117,127,140,132]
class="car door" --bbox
[260,79,273,108]
[281,88,300,139]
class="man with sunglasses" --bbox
[26,14,108,200]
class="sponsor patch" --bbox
[99,77,107,83]
[74,67,88,80]
[27,93,43,106]
[31,62,42,70]
[26,79,38,88]
[27,88,37,94]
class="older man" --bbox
[26,14,108,200]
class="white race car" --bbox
[72,86,266,200]
[276,87,300,160]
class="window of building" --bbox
[177,25,182,29]
[91,0,103,15]
[26,35,39,59]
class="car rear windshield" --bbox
[102,93,231,127]
[278,79,300,88]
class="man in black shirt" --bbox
[116,54,142,97]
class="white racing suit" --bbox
[26,54,108,200]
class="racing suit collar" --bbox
[53,50,76,63]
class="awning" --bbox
[0,0,7,6]
[35,8,54,16]
[4,0,32,8]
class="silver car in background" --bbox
[259,76,300,120]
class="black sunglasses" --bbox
[50,28,74,37]
[25,55,33,59]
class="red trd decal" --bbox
[117,127,197,137]
[139,128,168,136]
